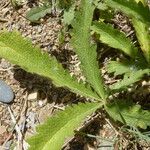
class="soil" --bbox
[0,0,150,150]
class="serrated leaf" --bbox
[0,31,100,100]
[106,61,132,76]
[106,57,148,76]
[11,0,24,7]
[57,0,74,10]
[97,3,108,10]
[132,19,150,64]
[91,21,138,58]
[135,0,146,6]
[26,4,51,22]
[105,0,150,24]
[105,100,150,129]
[135,0,148,6]
[110,69,150,90]
[62,5,75,25]
[71,0,106,100]
[93,1,108,10]
[133,0,150,64]
[28,102,103,150]
[99,10,114,21]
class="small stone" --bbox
[37,27,42,33]
[0,80,14,103]
[0,125,7,135]
[142,81,146,86]
[38,100,43,107]
[1,59,11,69]
[27,90,38,101]
[4,140,12,150]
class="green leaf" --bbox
[99,10,114,21]
[110,69,150,90]
[105,100,150,129]
[135,0,146,6]
[91,21,138,58]
[132,19,150,64]
[105,0,150,24]
[133,0,150,65]
[28,102,102,150]
[71,0,106,100]
[11,0,24,7]
[0,31,100,100]
[26,4,51,22]
[97,3,108,10]
[62,5,75,25]
[106,61,132,76]
[106,57,148,76]
[57,0,74,10]
[93,1,108,10]
[125,126,150,142]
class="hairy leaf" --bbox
[91,21,138,58]
[71,0,106,100]
[132,19,150,64]
[0,31,100,100]
[106,61,132,76]
[106,57,148,76]
[97,2,108,10]
[110,69,150,90]
[105,100,150,129]
[11,0,24,7]
[132,0,150,65]
[26,4,51,22]
[62,5,75,25]
[57,0,74,10]
[28,102,102,150]
[105,0,150,24]
[135,0,146,6]
[133,0,150,64]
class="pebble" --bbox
[0,125,7,134]
[27,90,39,101]
[0,59,11,69]
[0,80,14,103]
[38,100,43,107]
[4,140,12,150]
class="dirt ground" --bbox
[0,0,150,150]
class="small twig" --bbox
[51,0,57,16]
[1,132,13,150]
[1,1,10,9]
[53,105,65,111]
[0,17,9,22]
[105,79,119,84]
[7,105,23,150]
[87,133,114,143]
[105,118,118,136]
[126,30,134,37]
[76,131,114,143]
[18,93,28,133]
[0,67,14,71]
[98,145,113,148]
[17,93,29,150]
[10,0,32,22]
